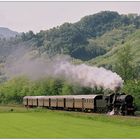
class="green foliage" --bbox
[89,29,140,67]
[115,44,134,81]
[0,76,105,104]
[61,83,73,95]
[0,76,30,104]
[122,80,140,110]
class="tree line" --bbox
[0,76,103,104]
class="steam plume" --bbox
[54,61,123,91]
[4,48,123,91]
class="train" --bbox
[23,93,135,116]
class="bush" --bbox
[122,80,140,110]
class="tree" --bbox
[61,83,73,95]
[115,44,134,81]
[122,80,140,110]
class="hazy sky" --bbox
[0,1,140,33]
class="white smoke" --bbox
[4,48,123,91]
[54,61,123,91]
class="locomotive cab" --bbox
[95,95,108,113]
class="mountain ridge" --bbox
[0,27,19,39]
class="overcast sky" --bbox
[0,1,140,33]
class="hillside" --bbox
[0,27,18,39]
[88,29,140,67]
[34,11,140,61]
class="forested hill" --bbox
[0,11,140,63]
[23,11,140,60]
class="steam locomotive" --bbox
[23,93,135,116]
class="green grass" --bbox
[0,106,140,138]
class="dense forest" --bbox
[0,11,140,109]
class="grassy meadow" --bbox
[0,106,139,138]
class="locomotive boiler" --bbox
[104,93,135,115]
